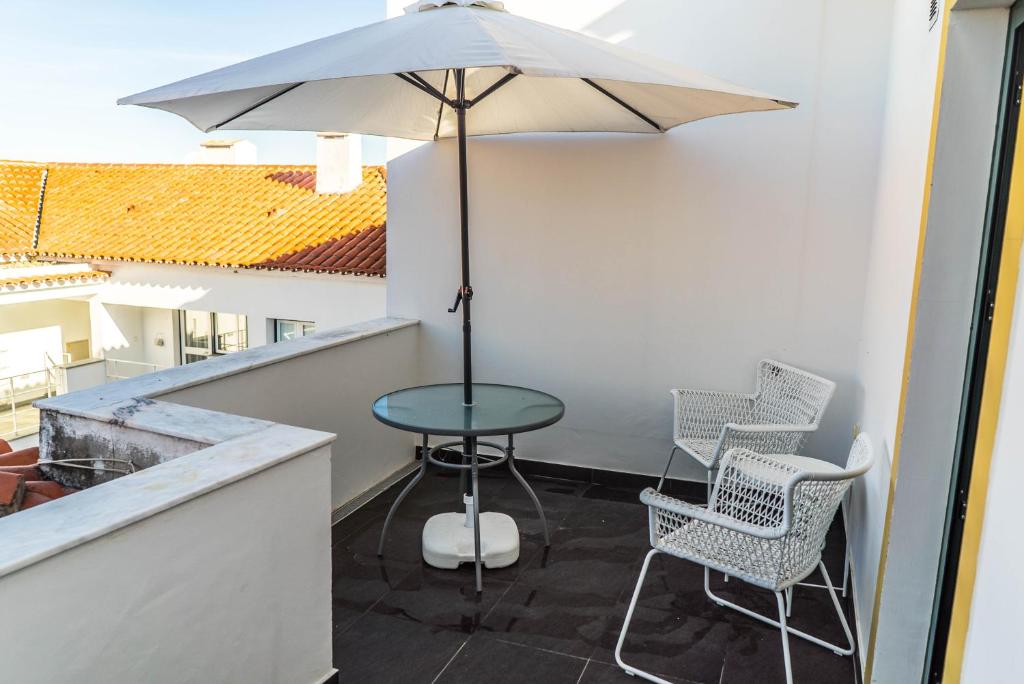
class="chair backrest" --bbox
[752,359,836,428]
[710,434,873,585]
[781,434,873,580]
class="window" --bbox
[214,313,248,353]
[275,319,316,342]
[179,310,248,363]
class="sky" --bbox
[0,0,386,165]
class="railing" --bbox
[105,358,169,382]
[0,367,61,440]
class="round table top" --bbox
[372,383,565,437]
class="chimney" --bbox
[316,133,362,194]
[195,139,257,164]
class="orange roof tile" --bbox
[0,161,386,276]
[0,265,110,292]
[0,161,45,258]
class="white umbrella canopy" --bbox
[121,0,797,412]
[119,0,795,140]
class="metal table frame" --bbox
[377,433,549,593]
[373,383,564,593]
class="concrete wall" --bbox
[96,262,386,349]
[161,320,419,510]
[386,0,894,477]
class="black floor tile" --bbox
[333,611,468,683]
[477,582,613,658]
[331,547,416,636]
[371,562,511,634]
[434,636,587,683]
[331,467,860,684]
[578,659,697,684]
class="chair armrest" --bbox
[671,389,755,441]
[641,486,787,540]
[0,438,11,455]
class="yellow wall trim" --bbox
[863,1,953,681]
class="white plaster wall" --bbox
[0,299,91,376]
[0,446,334,684]
[141,306,178,367]
[93,302,145,362]
[162,322,419,509]
[386,0,893,477]
[864,7,1007,679]
[96,262,386,349]
[962,251,1024,684]
[847,0,944,661]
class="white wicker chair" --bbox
[617,434,873,684]
[661,359,837,498]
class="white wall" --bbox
[96,262,386,349]
[161,320,419,510]
[863,6,1011,681]
[92,301,145,362]
[0,440,334,684]
[386,0,894,477]
[847,0,945,663]
[962,250,1024,684]
[142,306,178,367]
[0,298,91,376]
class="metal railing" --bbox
[105,358,169,382]
[0,366,61,440]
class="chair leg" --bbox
[657,446,681,493]
[704,564,855,656]
[785,586,793,618]
[775,592,795,684]
[615,549,673,684]
[842,538,850,598]
[704,471,731,584]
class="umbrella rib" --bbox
[210,81,306,130]
[466,72,518,108]
[434,70,451,140]
[580,78,663,132]
[396,72,453,107]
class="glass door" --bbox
[180,310,248,363]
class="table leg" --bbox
[469,435,483,593]
[506,434,550,546]
[378,434,429,556]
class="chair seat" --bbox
[655,520,818,591]
[674,437,718,468]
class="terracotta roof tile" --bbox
[0,161,387,275]
[0,161,45,258]
[0,264,110,291]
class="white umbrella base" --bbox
[422,510,520,570]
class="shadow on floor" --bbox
[332,469,859,684]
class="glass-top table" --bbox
[372,383,565,592]
[372,383,565,436]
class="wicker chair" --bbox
[617,435,873,684]
[661,359,836,498]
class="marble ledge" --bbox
[0,423,334,579]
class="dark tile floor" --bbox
[332,467,859,684]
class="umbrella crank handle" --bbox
[447,286,473,313]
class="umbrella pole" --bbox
[455,69,473,407]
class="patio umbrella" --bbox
[120,0,796,405]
